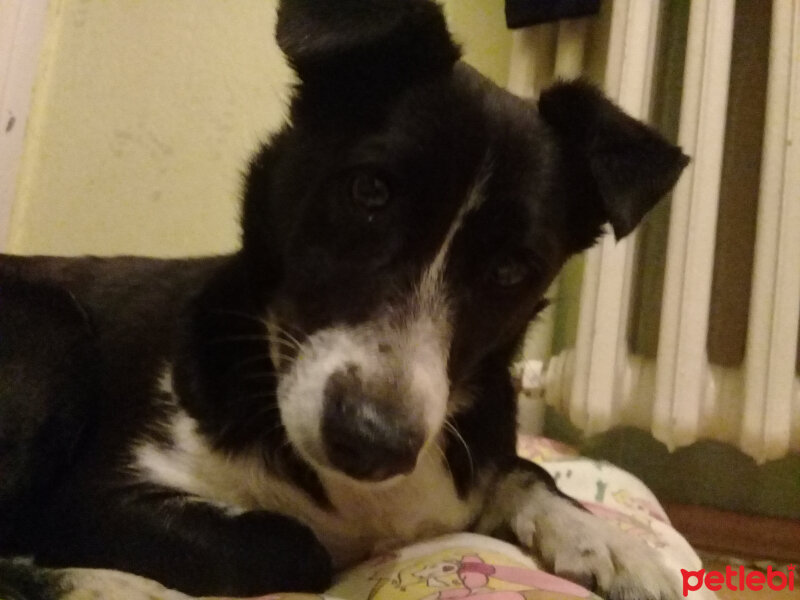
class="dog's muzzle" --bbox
[321,365,425,482]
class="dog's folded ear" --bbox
[276,0,460,100]
[539,80,690,240]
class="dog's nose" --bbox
[322,368,424,481]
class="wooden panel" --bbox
[665,502,800,562]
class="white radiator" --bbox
[511,0,800,463]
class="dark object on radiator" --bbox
[505,0,601,28]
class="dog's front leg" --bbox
[33,486,332,598]
[477,458,682,600]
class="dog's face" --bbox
[238,0,687,483]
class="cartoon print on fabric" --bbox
[331,548,596,600]
[249,595,326,600]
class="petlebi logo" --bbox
[681,564,796,596]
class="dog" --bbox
[0,1,690,598]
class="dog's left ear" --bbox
[539,80,690,240]
[276,0,460,101]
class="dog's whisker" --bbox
[268,337,300,353]
[237,368,288,382]
[270,437,296,464]
[268,318,309,348]
[235,400,281,423]
[209,308,270,329]
[206,334,272,345]
[444,420,474,484]
[260,417,286,436]
[238,371,279,381]
[432,443,454,481]
[235,390,279,403]
[255,405,282,421]
[274,317,308,340]
[268,352,298,369]
[227,353,273,373]
[269,324,304,352]
[207,334,299,353]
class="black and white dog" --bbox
[0,1,689,598]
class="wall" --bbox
[7,0,511,257]
[0,0,50,250]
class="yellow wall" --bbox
[443,0,511,88]
[9,0,510,257]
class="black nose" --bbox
[322,368,424,481]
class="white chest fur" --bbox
[134,410,480,567]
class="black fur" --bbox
[0,559,66,600]
[0,276,96,555]
[0,1,688,597]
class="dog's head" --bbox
[237,0,688,483]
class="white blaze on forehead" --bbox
[418,159,492,306]
[398,315,450,435]
[157,365,174,395]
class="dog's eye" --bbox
[350,172,390,211]
[489,258,530,288]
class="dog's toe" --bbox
[544,537,613,591]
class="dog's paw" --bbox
[512,489,682,600]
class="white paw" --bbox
[512,488,682,600]
[66,568,193,600]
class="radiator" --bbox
[510,0,800,463]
